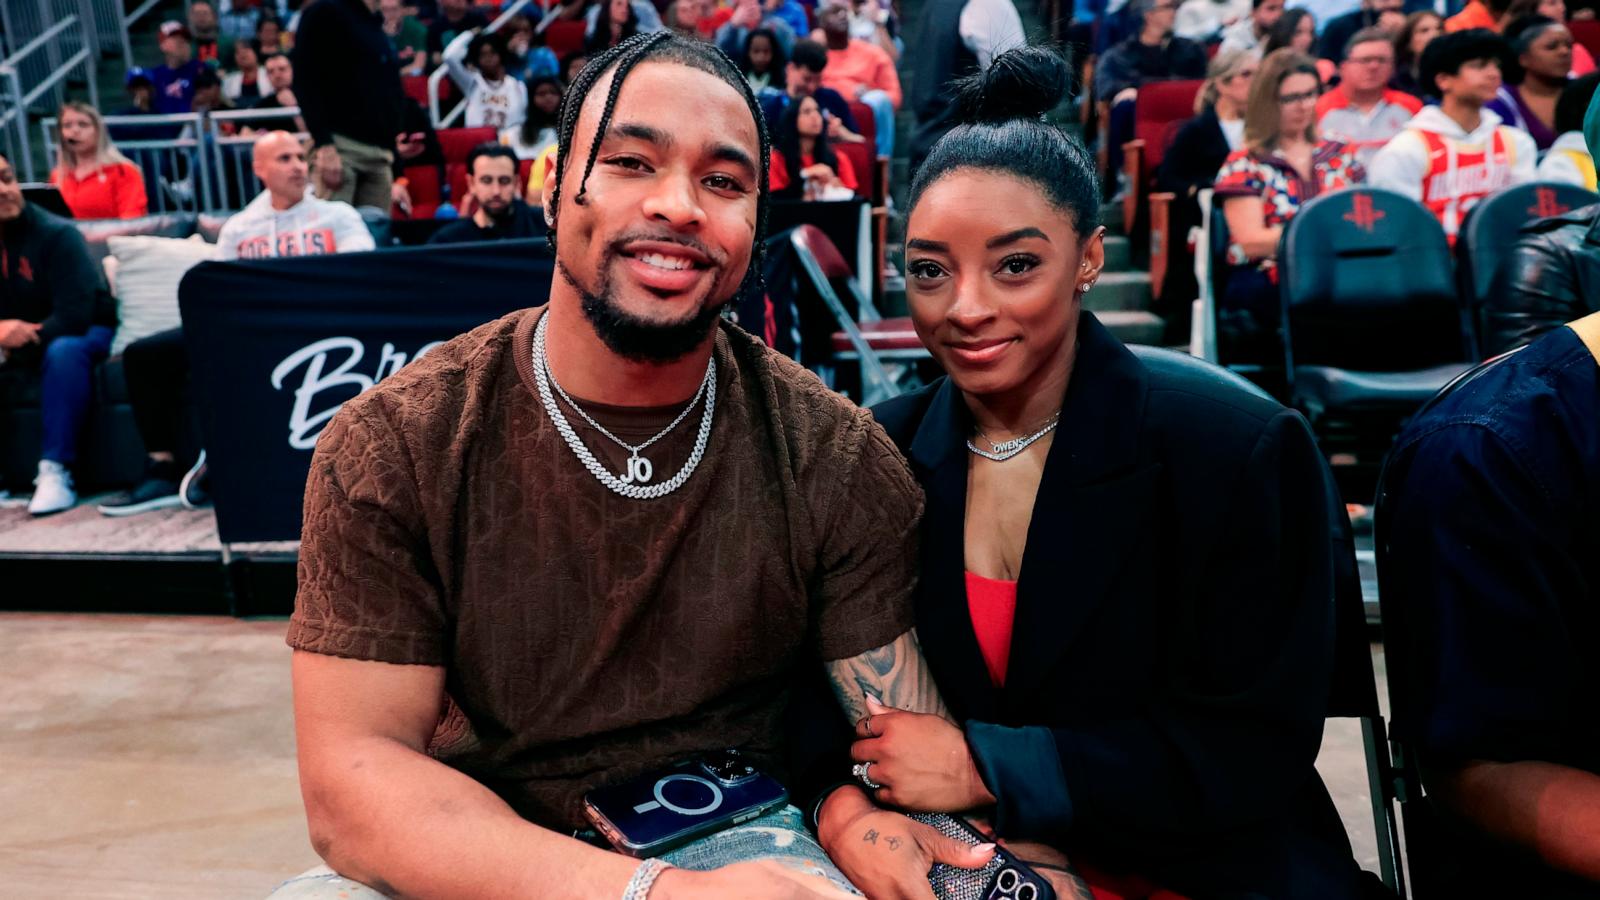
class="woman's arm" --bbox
[1221,195,1283,261]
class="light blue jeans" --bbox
[858,89,896,160]
[265,805,859,897]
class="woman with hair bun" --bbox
[814,44,1365,900]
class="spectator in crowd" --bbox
[503,14,561,82]
[1320,0,1406,64]
[563,51,591,85]
[427,0,489,69]
[837,43,1366,900]
[428,144,542,243]
[0,151,118,516]
[380,0,427,76]
[1098,0,1209,184]
[152,20,207,115]
[503,76,562,160]
[770,94,858,199]
[740,28,787,91]
[244,52,304,134]
[585,0,666,52]
[293,0,407,212]
[279,30,932,900]
[218,0,263,49]
[1449,0,1515,32]
[190,66,234,120]
[1266,9,1337,80]
[1382,299,1600,897]
[223,38,270,107]
[905,0,1026,168]
[714,0,799,59]
[109,67,183,148]
[1219,0,1284,54]
[664,0,703,37]
[1215,50,1364,361]
[1539,71,1600,185]
[1487,15,1574,148]
[1317,28,1424,165]
[99,132,374,519]
[1155,48,1256,329]
[188,0,224,67]
[444,30,529,131]
[764,0,811,37]
[815,0,902,159]
[257,15,285,56]
[390,98,444,216]
[1393,10,1445,98]
[1370,29,1536,242]
[1484,85,1600,354]
[1175,0,1252,41]
[759,40,864,144]
[49,102,148,221]
[1509,0,1598,73]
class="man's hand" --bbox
[654,860,860,899]
[0,319,41,350]
[315,145,344,193]
[1113,87,1138,105]
[277,87,298,107]
[818,786,995,900]
[826,116,864,144]
[732,0,764,28]
[391,180,413,216]
[851,695,995,812]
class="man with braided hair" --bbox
[275,31,987,900]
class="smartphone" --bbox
[912,813,1057,900]
[583,750,789,858]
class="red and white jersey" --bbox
[216,191,376,261]
[1367,106,1537,241]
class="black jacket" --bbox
[1095,35,1208,102]
[427,200,544,244]
[1319,9,1380,63]
[869,313,1361,898]
[1156,107,1234,199]
[0,204,116,367]
[291,0,405,149]
[1483,203,1600,356]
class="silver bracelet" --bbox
[622,857,674,900]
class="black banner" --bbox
[181,239,556,543]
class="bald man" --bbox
[99,133,376,518]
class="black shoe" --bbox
[98,459,182,517]
[180,450,210,510]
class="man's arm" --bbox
[289,4,337,146]
[36,227,99,345]
[1433,760,1600,882]
[822,629,949,725]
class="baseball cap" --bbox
[159,20,192,40]
[125,66,155,87]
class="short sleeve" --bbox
[810,414,922,660]
[287,402,449,665]
[1212,152,1264,199]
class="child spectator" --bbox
[1537,71,1600,186]
[444,30,529,131]
[1316,28,1424,166]
[49,102,148,220]
[151,20,207,114]
[503,14,560,82]
[502,76,562,160]
[1370,29,1537,242]
[741,28,787,92]
[380,0,428,76]
[769,94,858,199]
[1393,11,1445,98]
[1486,15,1574,149]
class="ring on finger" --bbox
[851,761,882,790]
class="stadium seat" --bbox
[402,74,453,109]
[1278,187,1472,492]
[1454,181,1598,356]
[438,127,499,166]
[1571,19,1600,61]
[834,141,874,202]
[543,20,586,61]
[789,224,920,404]
[846,100,876,151]
[446,162,468,209]
[1121,79,1202,235]
[396,164,443,219]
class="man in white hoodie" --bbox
[1368,29,1536,243]
[218,131,376,260]
[100,131,375,518]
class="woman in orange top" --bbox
[769,94,858,199]
[49,101,148,220]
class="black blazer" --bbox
[1156,108,1235,200]
[869,313,1361,898]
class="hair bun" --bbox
[954,46,1072,126]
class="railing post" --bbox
[2,67,35,181]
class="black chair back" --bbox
[1208,195,1232,304]
[1279,188,1464,373]
[1455,183,1599,352]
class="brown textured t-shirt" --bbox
[287,307,921,829]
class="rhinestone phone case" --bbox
[910,813,1056,900]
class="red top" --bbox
[768,149,858,195]
[965,570,1018,688]
[50,161,148,220]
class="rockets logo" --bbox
[1529,187,1571,219]
[1343,193,1385,234]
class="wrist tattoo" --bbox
[863,828,879,845]
[885,836,903,851]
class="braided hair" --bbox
[547,31,773,304]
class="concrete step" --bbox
[1097,310,1167,346]
[1082,270,1151,313]
[1102,234,1131,272]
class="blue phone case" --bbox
[583,754,789,858]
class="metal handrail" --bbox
[427,0,541,128]
[0,13,97,181]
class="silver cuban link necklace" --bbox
[531,312,716,499]
[966,413,1061,462]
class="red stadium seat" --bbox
[833,141,873,201]
[438,127,499,165]
[1122,79,1203,234]
[447,161,469,207]
[519,158,535,193]
[1573,20,1600,60]
[396,164,443,219]
[544,20,586,61]
[402,74,455,109]
[846,100,875,151]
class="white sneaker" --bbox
[28,460,77,516]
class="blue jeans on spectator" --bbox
[858,89,896,160]
[263,805,860,898]
[41,326,114,465]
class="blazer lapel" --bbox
[907,379,1002,723]
[1003,314,1163,711]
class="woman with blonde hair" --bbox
[49,100,148,220]
[1211,49,1363,361]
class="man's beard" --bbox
[482,198,512,221]
[557,252,732,364]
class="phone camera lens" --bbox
[1017,884,1038,900]
[996,869,1020,892]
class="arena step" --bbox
[1096,310,1167,346]
[1082,270,1151,313]
[1101,234,1132,272]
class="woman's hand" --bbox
[818,785,996,900]
[800,162,838,184]
[851,695,996,813]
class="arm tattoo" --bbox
[1024,861,1096,900]
[863,829,879,845]
[824,629,951,724]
